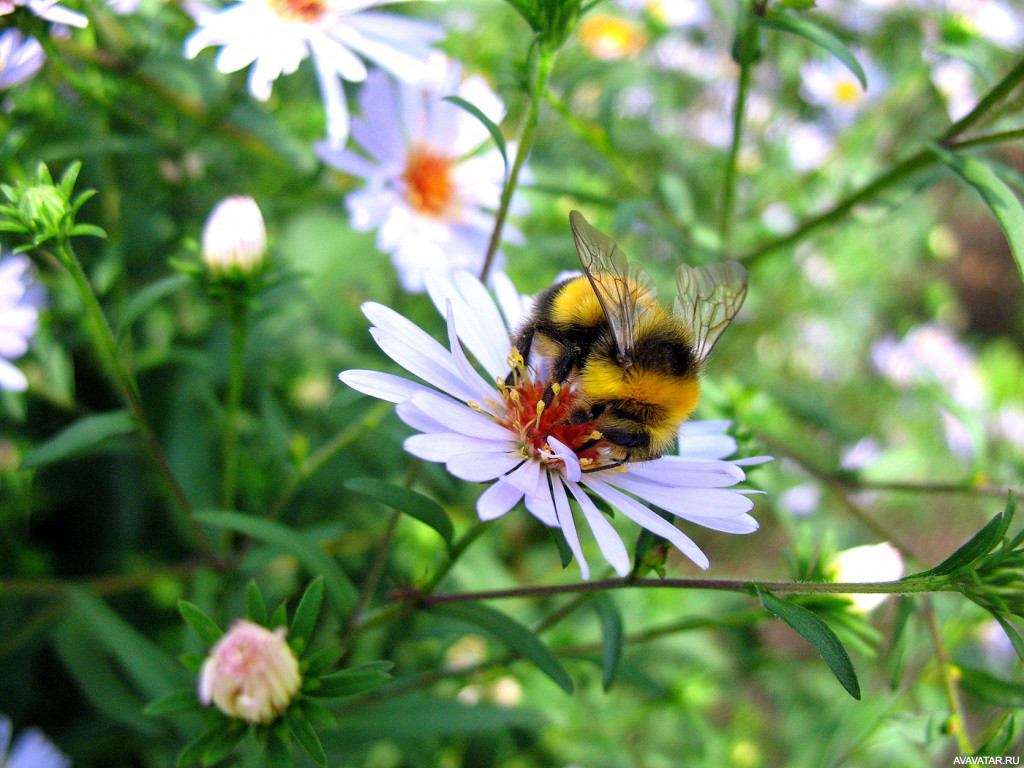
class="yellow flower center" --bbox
[832,79,863,107]
[578,14,646,61]
[267,0,327,23]
[403,145,456,217]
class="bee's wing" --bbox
[569,210,654,357]
[673,260,748,364]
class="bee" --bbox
[508,210,748,463]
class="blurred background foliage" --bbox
[1,0,1024,764]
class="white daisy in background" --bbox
[183,0,442,144]
[0,28,45,90]
[0,252,42,392]
[0,0,88,27]
[800,53,886,124]
[340,270,766,578]
[0,716,70,768]
[317,58,519,292]
[825,542,904,612]
[928,57,977,121]
[945,0,1023,49]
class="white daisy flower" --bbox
[0,29,45,90]
[0,252,42,392]
[317,58,520,292]
[0,716,70,768]
[340,270,764,578]
[800,53,886,123]
[183,0,443,144]
[0,0,88,27]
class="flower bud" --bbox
[826,542,904,613]
[201,196,267,277]
[198,620,301,723]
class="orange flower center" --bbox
[403,145,456,217]
[267,0,327,23]
[499,376,611,472]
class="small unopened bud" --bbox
[198,620,301,723]
[826,542,904,613]
[201,196,266,277]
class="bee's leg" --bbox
[542,346,586,404]
[600,428,650,453]
[505,324,536,386]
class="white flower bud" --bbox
[198,620,301,723]
[826,542,904,613]
[201,196,266,277]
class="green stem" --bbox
[56,244,221,564]
[922,597,974,754]
[479,45,557,283]
[220,297,248,510]
[720,3,759,255]
[740,54,1024,265]
[419,575,949,605]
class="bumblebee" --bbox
[508,210,748,463]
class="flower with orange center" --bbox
[800,53,886,124]
[341,269,766,578]
[183,0,442,143]
[317,57,524,292]
[578,14,646,60]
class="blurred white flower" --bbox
[800,54,886,122]
[199,619,301,723]
[317,59,519,292]
[826,542,904,612]
[996,405,1024,451]
[200,195,267,277]
[340,270,767,576]
[0,252,41,392]
[577,13,646,61]
[183,0,442,143]
[778,482,821,517]
[978,619,1017,667]
[0,0,88,27]
[0,29,45,89]
[946,0,1023,48]
[840,437,882,471]
[870,323,985,409]
[940,407,975,463]
[651,35,733,81]
[0,716,70,768]
[929,58,977,121]
[783,120,834,171]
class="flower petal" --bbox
[546,436,581,483]
[408,391,515,441]
[625,456,745,487]
[549,475,589,579]
[443,300,501,410]
[404,432,511,462]
[523,473,559,527]
[563,478,630,577]
[477,479,523,521]
[583,476,709,569]
[339,369,431,403]
[604,475,754,518]
[446,451,523,482]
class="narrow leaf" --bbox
[178,600,224,647]
[931,145,1024,280]
[302,645,343,676]
[592,593,623,691]
[975,714,1017,758]
[21,411,136,469]
[761,9,867,89]
[344,478,453,548]
[287,714,327,767]
[116,273,191,339]
[195,511,357,615]
[246,581,268,626]
[143,688,203,717]
[909,507,1007,578]
[959,666,1024,708]
[288,576,325,655]
[308,661,393,698]
[994,615,1024,662]
[443,95,508,174]
[434,602,574,693]
[759,589,861,699]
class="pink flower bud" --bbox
[201,196,266,277]
[198,620,301,723]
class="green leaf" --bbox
[909,505,1008,578]
[592,593,623,691]
[21,411,136,469]
[287,713,327,767]
[302,646,343,677]
[246,580,268,626]
[288,576,325,655]
[959,666,1024,708]
[195,511,357,616]
[344,478,453,548]
[144,688,203,717]
[761,9,867,89]
[974,714,1017,758]
[548,524,574,569]
[887,597,916,690]
[931,145,1024,280]
[308,661,393,698]
[433,602,574,693]
[994,615,1024,662]
[297,697,336,728]
[116,273,191,339]
[442,95,508,174]
[758,589,861,699]
[200,727,244,766]
[178,600,224,647]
